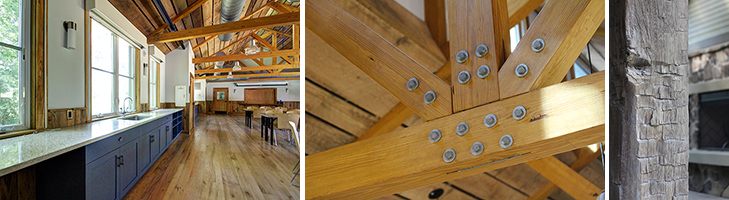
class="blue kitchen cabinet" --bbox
[117,140,138,197]
[137,131,151,173]
[150,127,160,161]
[85,152,117,200]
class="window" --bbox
[90,19,136,118]
[0,0,29,132]
[150,61,158,109]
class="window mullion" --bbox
[113,36,119,115]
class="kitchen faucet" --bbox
[121,97,133,116]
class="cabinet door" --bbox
[165,122,173,147]
[160,125,168,149]
[86,152,117,200]
[117,141,138,196]
[150,128,160,160]
[137,134,150,173]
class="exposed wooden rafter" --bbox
[147,0,210,37]
[148,12,299,44]
[195,64,295,74]
[192,49,298,64]
[196,72,300,80]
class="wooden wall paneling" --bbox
[188,73,194,134]
[282,101,299,109]
[498,0,604,99]
[244,88,276,105]
[0,166,35,200]
[306,81,378,137]
[47,108,88,129]
[304,114,356,155]
[135,49,141,111]
[31,0,46,130]
[448,0,508,112]
[307,1,451,121]
[305,72,605,199]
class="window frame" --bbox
[149,60,159,110]
[0,0,31,133]
[89,16,137,119]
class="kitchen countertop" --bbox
[0,109,183,177]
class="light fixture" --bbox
[232,61,242,71]
[245,39,261,55]
[227,72,233,79]
[64,21,77,49]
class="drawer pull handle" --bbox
[118,137,123,142]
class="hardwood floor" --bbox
[124,115,300,200]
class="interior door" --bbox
[213,88,228,113]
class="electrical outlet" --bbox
[67,110,73,120]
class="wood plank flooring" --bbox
[124,115,300,200]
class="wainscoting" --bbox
[196,101,300,115]
[47,108,87,129]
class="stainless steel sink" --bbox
[118,115,152,121]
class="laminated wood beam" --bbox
[507,0,545,27]
[251,33,294,63]
[424,0,448,55]
[148,12,299,44]
[306,71,605,199]
[263,28,293,38]
[205,77,299,83]
[191,36,215,50]
[189,2,276,50]
[147,0,210,37]
[526,156,602,199]
[528,145,603,200]
[307,0,452,120]
[195,72,299,80]
[192,49,298,63]
[194,64,295,74]
[448,0,509,112]
[498,0,604,99]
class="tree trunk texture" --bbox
[610,0,690,199]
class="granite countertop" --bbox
[0,108,183,177]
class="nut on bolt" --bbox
[424,91,436,104]
[456,122,469,136]
[512,106,526,120]
[471,142,484,156]
[475,44,488,57]
[429,129,442,143]
[484,114,497,128]
[407,78,419,91]
[443,149,456,163]
[456,50,469,64]
[477,65,490,78]
[515,64,529,77]
[500,134,514,149]
[458,71,471,84]
[531,38,545,52]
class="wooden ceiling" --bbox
[109,0,298,61]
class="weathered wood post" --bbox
[610,0,690,199]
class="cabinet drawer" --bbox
[86,127,139,164]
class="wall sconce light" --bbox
[64,21,77,50]
[143,63,148,76]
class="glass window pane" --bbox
[118,40,132,77]
[119,76,133,111]
[150,83,156,108]
[0,0,22,47]
[91,20,114,72]
[0,45,21,126]
[91,69,113,115]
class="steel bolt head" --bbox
[407,78,419,91]
[475,44,488,57]
[513,106,526,120]
[484,114,497,128]
[443,149,456,163]
[456,122,469,136]
[515,64,529,77]
[471,142,484,156]
[477,65,490,79]
[429,129,442,143]
[424,91,436,104]
[531,38,545,52]
[500,134,514,149]
[458,71,471,84]
[456,50,469,64]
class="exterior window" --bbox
[150,61,158,109]
[91,19,136,118]
[0,0,29,132]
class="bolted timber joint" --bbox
[456,50,469,64]
[513,106,526,120]
[475,44,488,57]
[515,64,529,77]
[484,114,497,128]
[477,65,490,78]
[456,122,469,136]
[424,91,436,104]
[429,129,442,143]
[500,134,513,149]
[471,142,484,156]
[458,71,471,84]
[531,38,545,52]
[407,78,419,91]
[443,149,456,163]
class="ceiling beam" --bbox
[251,33,294,64]
[263,28,293,38]
[507,0,545,28]
[189,2,278,51]
[148,12,299,44]
[498,0,604,99]
[148,0,210,37]
[307,0,452,121]
[212,30,258,55]
[528,145,603,200]
[205,77,299,83]
[526,155,601,199]
[192,49,298,63]
[305,71,605,199]
[195,64,295,74]
[196,72,300,80]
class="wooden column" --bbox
[609,0,689,199]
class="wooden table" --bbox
[244,109,253,128]
[260,114,278,145]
